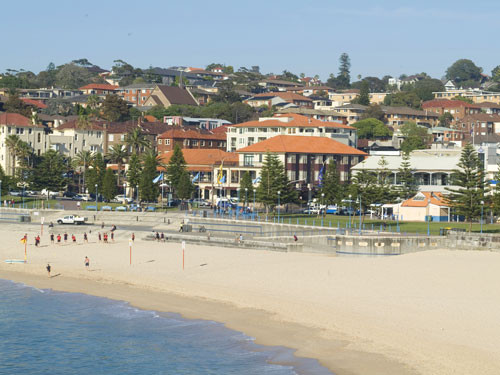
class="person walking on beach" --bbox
[110,232,114,242]
[103,233,108,243]
[293,234,298,242]
[131,233,135,242]
[160,232,165,242]
[64,233,68,242]
[46,263,51,277]
[72,234,76,243]
[50,233,54,244]
[101,222,105,229]
[57,234,61,244]
[83,232,88,243]
[35,235,40,247]
[84,256,90,270]
[98,232,102,242]
[155,232,160,241]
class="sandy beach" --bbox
[1,223,500,375]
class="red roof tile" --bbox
[252,92,312,102]
[0,112,41,127]
[401,192,448,207]
[159,149,238,166]
[238,135,367,155]
[158,128,226,141]
[21,98,47,109]
[422,99,479,109]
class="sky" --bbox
[2,0,500,81]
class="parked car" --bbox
[113,195,134,204]
[63,191,77,198]
[129,204,142,212]
[115,206,127,211]
[56,215,87,225]
[191,198,210,207]
[101,206,112,211]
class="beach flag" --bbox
[217,163,224,184]
[20,237,27,244]
[192,172,200,183]
[152,172,164,184]
[252,176,261,184]
[318,162,326,187]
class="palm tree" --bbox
[73,150,94,193]
[125,127,150,154]
[76,114,91,130]
[107,144,129,187]
[5,134,22,177]
[15,142,33,177]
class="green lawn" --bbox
[272,213,498,235]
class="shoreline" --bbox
[2,224,500,374]
[0,269,413,375]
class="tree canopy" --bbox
[352,118,392,139]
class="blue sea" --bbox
[0,279,332,375]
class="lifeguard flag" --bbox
[20,237,27,244]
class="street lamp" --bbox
[22,184,25,209]
[481,200,484,234]
[253,189,256,218]
[321,192,325,216]
[277,191,281,222]
[348,194,352,229]
[136,184,139,203]
[358,195,362,235]
[123,183,126,197]
[245,188,248,209]
[95,184,98,212]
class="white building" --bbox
[226,113,357,152]
[0,113,48,175]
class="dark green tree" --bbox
[55,63,93,89]
[446,59,482,84]
[256,153,296,213]
[337,53,351,89]
[101,95,130,122]
[383,91,421,108]
[31,150,67,191]
[4,93,31,117]
[352,118,392,139]
[320,160,343,206]
[397,152,418,200]
[166,144,188,197]
[375,156,396,204]
[400,122,430,153]
[102,168,117,201]
[490,163,500,216]
[355,80,370,105]
[414,79,445,101]
[176,171,194,200]
[239,171,254,205]
[85,153,106,193]
[361,104,385,122]
[438,112,454,127]
[126,153,142,190]
[139,150,159,202]
[445,143,486,231]
[349,168,379,220]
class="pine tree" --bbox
[102,168,117,201]
[85,153,106,192]
[139,151,159,202]
[166,144,189,198]
[127,153,142,189]
[349,169,379,217]
[397,152,418,200]
[239,171,254,205]
[337,53,351,89]
[320,160,343,206]
[445,143,487,231]
[176,171,194,200]
[357,80,370,105]
[491,163,500,216]
[256,153,296,213]
[31,150,67,191]
[375,156,395,203]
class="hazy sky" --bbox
[2,0,499,80]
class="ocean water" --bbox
[0,279,332,375]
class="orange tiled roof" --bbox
[401,192,448,207]
[422,99,479,109]
[0,112,42,127]
[159,149,238,166]
[233,113,353,129]
[238,135,367,155]
[21,98,47,109]
[79,84,119,90]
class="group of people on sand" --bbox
[48,232,89,245]
[154,232,167,242]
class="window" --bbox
[244,154,254,166]
[248,137,254,145]
[37,133,41,143]
[201,140,205,146]
[192,140,198,146]
[75,134,78,140]
[90,145,98,152]
[239,138,244,144]
[109,134,114,141]
[132,96,136,101]
[158,139,163,144]
[97,132,102,138]
[142,89,147,93]
[166,139,171,145]
[83,140,86,146]
[28,128,32,134]
[120,135,125,141]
